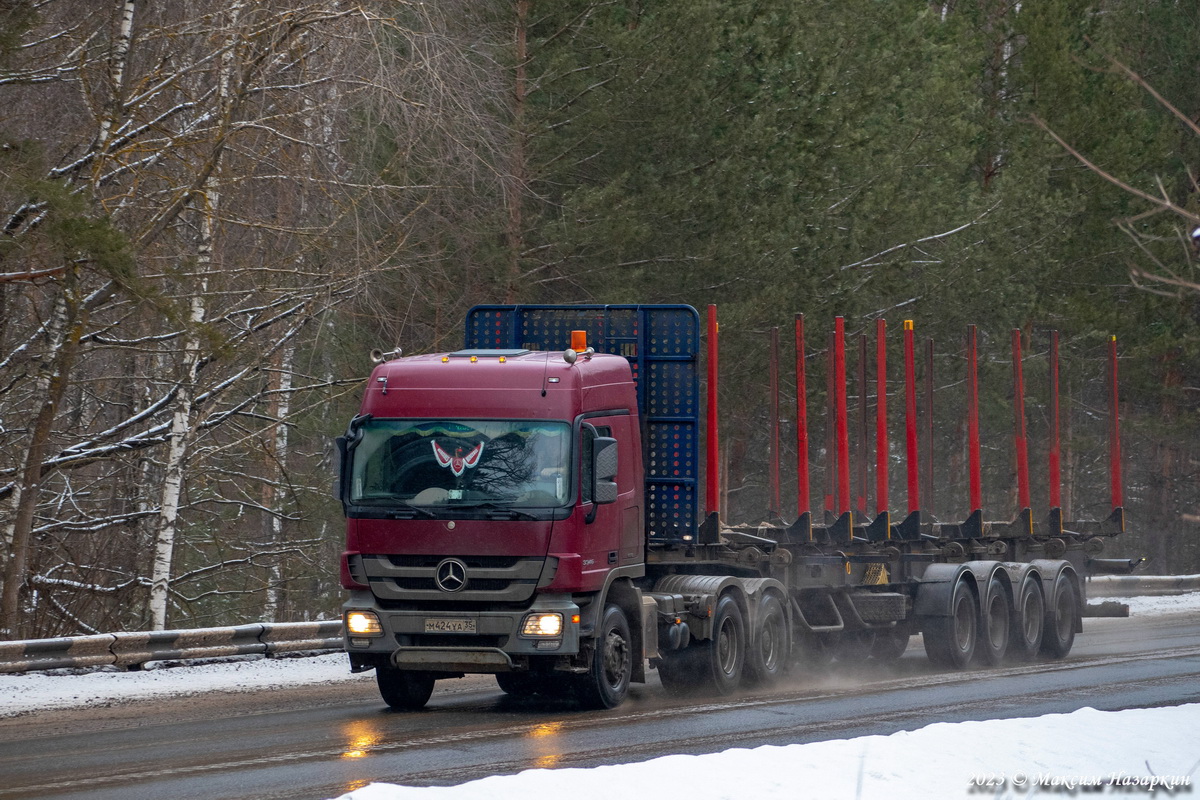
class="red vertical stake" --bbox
[826,332,837,515]
[769,326,781,519]
[1048,331,1061,510]
[924,339,935,515]
[835,317,851,516]
[875,319,889,515]
[795,315,810,519]
[1012,329,1030,510]
[967,325,982,513]
[1109,335,1123,510]
[857,334,868,516]
[706,305,720,518]
[904,321,920,514]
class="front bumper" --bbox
[342,590,581,673]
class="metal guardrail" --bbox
[0,575,1195,674]
[1087,574,1200,597]
[0,621,342,674]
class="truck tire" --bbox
[744,594,789,685]
[376,666,435,710]
[975,575,1011,666]
[923,578,977,669]
[869,626,911,661]
[1040,574,1077,659]
[1007,577,1044,661]
[834,630,876,662]
[702,594,746,694]
[576,604,632,709]
[793,632,836,668]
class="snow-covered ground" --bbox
[3,592,1198,800]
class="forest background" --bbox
[0,0,1197,638]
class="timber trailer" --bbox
[337,305,1133,710]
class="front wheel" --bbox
[376,666,435,711]
[576,604,632,709]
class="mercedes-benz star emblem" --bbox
[434,558,468,593]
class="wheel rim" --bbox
[953,594,976,653]
[603,627,630,690]
[717,616,740,676]
[1022,587,1043,646]
[759,608,783,671]
[986,594,1008,649]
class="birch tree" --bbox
[0,1,487,636]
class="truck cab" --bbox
[338,340,648,708]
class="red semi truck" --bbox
[337,305,1131,710]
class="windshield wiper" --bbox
[382,503,437,520]
[458,501,540,520]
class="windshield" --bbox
[349,420,572,508]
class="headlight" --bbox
[345,610,383,636]
[520,612,563,637]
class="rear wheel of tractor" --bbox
[376,666,435,711]
[1040,574,1078,660]
[923,579,978,669]
[576,604,632,709]
[975,576,1011,666]
[1007,578,1044,661]
[701,595,746,695]
[744,594,790,686]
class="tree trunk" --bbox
[0,291,82,638]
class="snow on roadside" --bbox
[333,704,1200,800]
[0,652,367,718]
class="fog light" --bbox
[521,612,563,637]
[346,610,383,636]
[535,639,562,650]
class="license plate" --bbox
[424,617,476,634]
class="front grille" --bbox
[362,554,546,603]
[392,577,515,592]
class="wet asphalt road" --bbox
[1,610,1198,800]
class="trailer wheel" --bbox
[793,633,836,668]
[1007,578,1044,661]
[376,666,435,711]
[923,579,977,669]
[834,630,876,662]
[869,626,910,661]
[576,604,632,709]
[744,594,789,685]
[1040,574,1077,660]
[975,576,1011,666]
